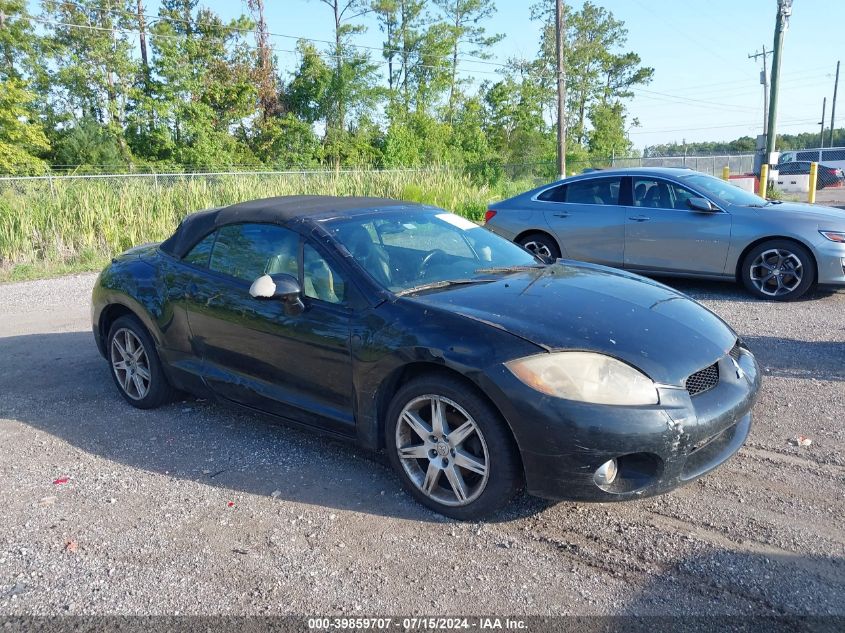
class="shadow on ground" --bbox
[618,549,844,625]
[0,330,549,523]
[652,277,843,303]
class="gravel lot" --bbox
[0,272,843,617]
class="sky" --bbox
[31,0,845,151]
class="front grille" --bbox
[685,362,720,396]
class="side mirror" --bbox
[249,273,305,315]
[687,197,718,212]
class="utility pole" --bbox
[819,98,826,148]
[748,46,772,135]
[555,0,567,179]
[765,0,793,165]
[136,1,150,94]
[829,60,840,147]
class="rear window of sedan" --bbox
[537,178,621,205]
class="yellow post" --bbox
[722,165,730,181]
[808,162,818,203]
[759,164,769,198]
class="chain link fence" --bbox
[2,156,841,206]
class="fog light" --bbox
[594,459,618,486]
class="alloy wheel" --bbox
[749,248,803,297]
[395,395,490,507]
[522,240,552,258]
[110,328,151,400]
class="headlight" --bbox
[819,230,845,243]
[505,352,658,405]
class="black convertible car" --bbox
[92,196,761,518]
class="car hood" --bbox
[407,262,737,386]
[747,202,845,225]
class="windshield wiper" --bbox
[395,278,496,296]
[473,264,547,274]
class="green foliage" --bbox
[246,114,322,167]
[50,117,123,171]
[0,79,50,175]
[435,0,503,119]
[0,170,498,270]
[531,0,652,148]
[645,129,845,157]
[587,101,632,158]
[1,0,656,183]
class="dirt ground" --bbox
[0,273,843,617]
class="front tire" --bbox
[107,315,174,409]
[740,239,815,301]
[518,232,561,260]
[385,374,523,520]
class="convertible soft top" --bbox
[160,195,414,259]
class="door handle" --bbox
[629,215,651,222]
[552,212,570,218]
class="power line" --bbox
[43,0,510,69]
[28,16,507,77]
[629,117,818,135]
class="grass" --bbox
[0,170,539,282]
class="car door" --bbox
[536,176,626,266]
[181,222,355,435]
[623,177,732,275]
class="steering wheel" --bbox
[418,249,449,278]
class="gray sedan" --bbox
[485,167,845,300]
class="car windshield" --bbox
[680,173,769,207]
[323,209,541,294]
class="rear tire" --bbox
[107,315,174,409]
[517,232,561,260]
[740,239,815,301]
[385,373,523,520]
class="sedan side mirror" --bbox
[249,273,305,316]
[687,197,719,212]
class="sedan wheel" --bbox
[396,395,490,507]
[385,375,522,519]
[107,315,174,409]
[741,240,815,301]
[517,232,561,260]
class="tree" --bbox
[435,0,503,121]
[286,41,332,125]
[0,79,50,174]
[0,1,49,173]
[132,1,257,167]
[51,116,123,170]
[531,0,653,148]
[312,0,380,167]
[247,0,283,120]
[245,114,321,167]
[587,101,631,158]
[482,66,554,176]
[42,0,138,166]
[1,0,38,80]
[372,0,426,109]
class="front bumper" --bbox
[814,240,845,286]
[483,347,761,501]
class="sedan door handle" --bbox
[552,212,570,218]
[629,215,651,222]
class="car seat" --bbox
[338,225,392,287]
[303,251,341,303]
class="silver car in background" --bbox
[485,167,845,301]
